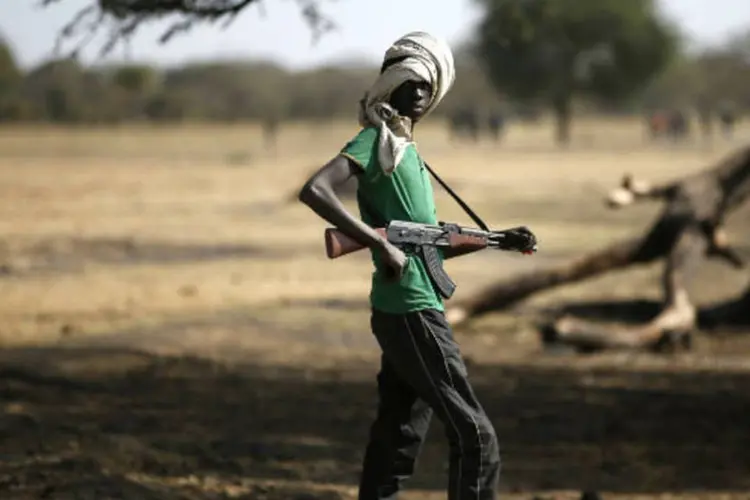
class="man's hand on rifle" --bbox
[493,226,537,254]
[379,240,408,280]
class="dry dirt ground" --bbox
[1,119,749,499]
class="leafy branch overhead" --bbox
[41,0,336,58]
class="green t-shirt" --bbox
[340,126,444,314]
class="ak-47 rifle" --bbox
[324,220,537,259]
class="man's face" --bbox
[389,80,433,121]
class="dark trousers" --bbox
[358,308,500,500]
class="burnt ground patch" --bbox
[0,237,304,278]
[0,347,748,498]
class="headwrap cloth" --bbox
[357,31,456,175]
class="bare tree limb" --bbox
[446,145,750,352]
[40,0,335,59]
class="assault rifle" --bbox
[324,220,537,259]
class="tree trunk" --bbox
[446,146,750,352]
[550,226,706,352]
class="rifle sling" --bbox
[423,161,490,232]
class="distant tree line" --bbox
[0,39,509,125]
[2,0,750,132]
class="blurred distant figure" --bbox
[696,101,714,144]
[668,110,690,141]
[262,116,279,153]
[647,109,690,142]
[487,110,505,143]
[647,110,669,141]
[448,107,480,142]
[717,102,737,140]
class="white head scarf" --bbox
[358,31,456,175]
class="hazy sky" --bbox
[2,0,750,69]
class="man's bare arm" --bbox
[300,156,490,261]
[298,155,389,252]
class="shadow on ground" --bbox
[0,236,312,278]
[1,346,749,499]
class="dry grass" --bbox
[1,118,748,356]
[1,118,750,498]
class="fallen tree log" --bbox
[698,282,750,329]
[446,145,750,352]
[551,279,750,353]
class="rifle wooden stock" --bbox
[324,227,490,259]
[447,232,489,250]
[325,227,387,259]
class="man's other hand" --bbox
[495,226,537,254]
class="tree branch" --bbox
[40,0,335,59]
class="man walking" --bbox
[298,31,514,499]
